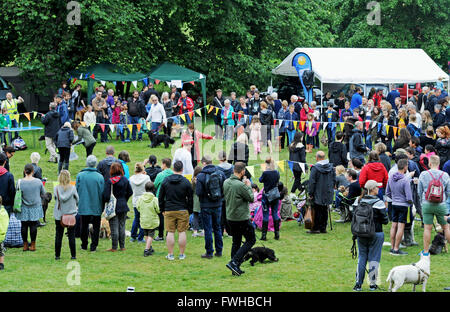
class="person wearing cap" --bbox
[352,179,389,291]
[173,133,194,175]
[385,159,412,256]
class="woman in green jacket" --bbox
[72,121,96,157]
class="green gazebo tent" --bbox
[69,62,150,103]
[148,62,207,106]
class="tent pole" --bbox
[320,81,323,122]
[406,83,409,104]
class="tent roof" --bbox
[148,62,205,82]
[69,62,149,82]
[272,48,449,84]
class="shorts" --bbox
[422,202,448,225]
[391,205,408,223]
[0,242,5,257]
[164,210,190,233]
[143,228,156,238]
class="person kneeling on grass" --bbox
[0,196,10,270]
[136,182,160,257]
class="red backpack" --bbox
[425,171,445,203]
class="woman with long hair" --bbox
[370,106,382,147]
[435,126,450,168]
[289,132,306,194]
[102,162,133,252]
[377,106,396,153]
[53,170,78,260]
[421,111,433,130]
[393,128,411,153]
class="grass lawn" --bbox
[2,117,448,292]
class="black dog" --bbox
[148,131,175,148]
[429,232,448,255]
[243,247,279,266]
[40,192,52,225]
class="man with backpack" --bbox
[196,155,226,259]
[385,159,413,256]
[351,180,389,291]
[418,155,450,255]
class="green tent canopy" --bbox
[148,62,207,106]
[69,62,150,103]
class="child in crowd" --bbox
[334,165,350,212]
[328,131,348,168]
[119,104,131,142]
[136,182,160,257]
[30,152,43,181]
[340,101,352,121]
[311,102,321,148]
[83,105,96,131]
[0,196,9,270]
[118,150,131,179]
[249,183,261,221]
[191,166,204,238]
[409,136,423,154]
[0,108,11,146]
[419,144,437,171]
[249,116,262,155]
[284,104,299,145]
[305,113,317,153]
[112,96,122,140]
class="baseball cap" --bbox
[364,180,382,191]
[394,148,407,157]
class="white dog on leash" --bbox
[386,252,430,292]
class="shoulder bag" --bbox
[57,187,76,228]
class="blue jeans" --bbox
[129,116,142,140]
[327,126,336,144]
[131,207,144,241]
[356,232,384,286]
[120,126,130,141]
[286,129,296,145]
[261,194,280,222]
[377,187,385,201]
[151,122,161,132]
[365,134,372,150]
[200,206,223,255]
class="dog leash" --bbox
[411,263,429,285]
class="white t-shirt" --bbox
[173,148,194,175]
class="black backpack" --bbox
[351,200,376,239]
[205,170,222,201]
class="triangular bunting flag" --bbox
[180,114,186,123]
[109,124,115,132]
[215,107,219,115]
[122,81,125,85]
[238,113,242,121]
[273,119,277,127]
[100,80,106,86]
[14,114,20,123]
[79,74,83,79]
[300,121,305,132]
[189,81,195,86]
[90,123,95,132]
[386,125,390,136]
[323,122,328,129]
[184,174,192,182]
[195,108,202,117]
[365,121,370,131]
[307,121,313,131]
[100,124,105,132]
[143,78,148,86]
[90,74,95,79]
[372,121,377,128]
[393,127,398,137]
[146,122,150,130]
[315,122,320,131]
[132,81,138,88]
[113,81,117,86]
[136,123,142,132]
[277,160,285,172]
[377,123,382,132]
[208,105,214,114]
[300,163,306,174]
[279,120,283,128]
[72,78,77,84]
[33,111,37,119]
[23,112,31,121]
[293,121,298,130]
[340,122,345,130]
[247,166,254,177]
[127,124,133,132]
[155,79,160,85]
[188,111,194,120]
[287,161,294,173]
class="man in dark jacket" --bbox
[97,146,119,181]
[127,90,146,141]
[196,155,226,259]
[158,160,193,261]
[349,121,368,164]
[426,90,439,115]
[143,82,160,104]
[41,102,61,163]
[0,153,15,216]
[249,91,262,116]
[433,104,446,129]
[308,151,336,234]
[213,89,224,139]
[329,131,348,167]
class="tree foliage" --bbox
[0,0,447,96]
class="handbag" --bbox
[13,180,22,213]
[303,198,315,230]
[56,187,76,228]
[265,186,280,203]
[104,187,116,220]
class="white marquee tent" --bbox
[272,48,449,84]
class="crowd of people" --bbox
[0,80,449,290]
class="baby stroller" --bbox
[290,179,309,226]
[335,191,356,223]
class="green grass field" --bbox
[2,117,448,292]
